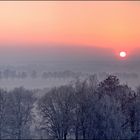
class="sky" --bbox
[0,1,140,64]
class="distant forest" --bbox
[0,69,138,80]
[0,75,140,139]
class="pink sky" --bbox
[0,1,140,56]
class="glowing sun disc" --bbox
[120,51,126,58]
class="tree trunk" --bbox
[0,128,1,140]
[64,132,67,140]
[18,127,21,140]
[82,128,86,139]
[75,126,78,140]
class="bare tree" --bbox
[7,87,35,139]
[72,78,98,139]
[38,85,75,140]
[0,89,9,139]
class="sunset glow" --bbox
[0,2,140,47]
[120,51,126,58]
[0,1,140,61]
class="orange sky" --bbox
[0,1,140,54]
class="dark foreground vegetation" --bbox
[0,75,140,139]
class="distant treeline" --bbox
[0,69,82,79]
[0,69,139,80]
[0,75,140,139]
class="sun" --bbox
[119,51,126,58]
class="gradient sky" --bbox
[0,1,140,63]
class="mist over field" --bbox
[0,45,140,90]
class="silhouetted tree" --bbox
[38,85,75,139]
[0,89,9,139]
[7,87,35,139]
